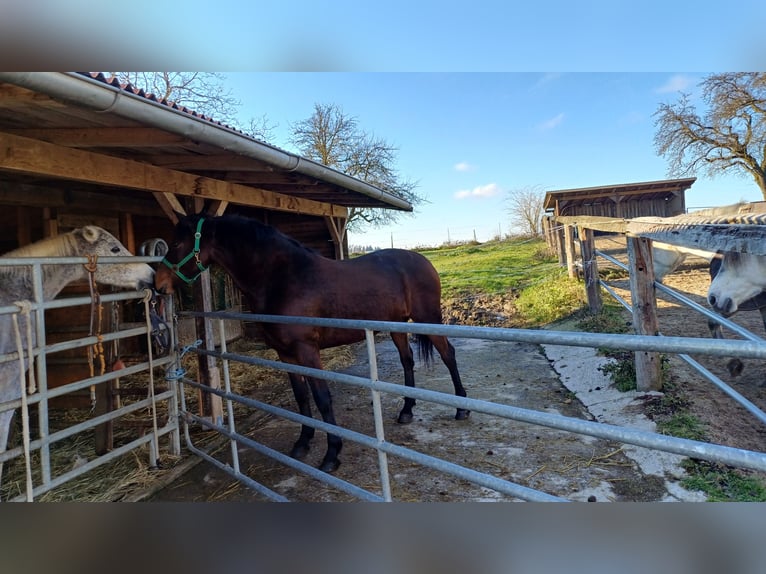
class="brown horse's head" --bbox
[155,214,212,295]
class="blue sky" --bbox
[223,73,762,248]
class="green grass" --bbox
[681,460,766,502]
[419,239,560,298]
[419,238,587,325]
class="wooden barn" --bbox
[541,178,696,261]
[0,72,410,415]
[543,177,696,220]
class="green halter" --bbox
[161,218,209,284]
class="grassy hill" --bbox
[417,238,587,326]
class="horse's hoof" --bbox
[727,359,744,377]
[455,409,471,420]
[318,458,340,473]
[289,443,310,460]
[397,412,414,424]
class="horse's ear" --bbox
[79,226,102,244]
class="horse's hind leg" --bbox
[390,332,416,424]
[286,372,316,460]
[708,317,743,377]
[429,335,470,420]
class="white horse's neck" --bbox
[1,233,88,300]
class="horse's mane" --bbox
[0,232,79,279]
[2,232,78,258]
[214,214,318,257]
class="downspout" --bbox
[0,72,413,212]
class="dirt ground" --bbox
[149,335,659,502]
[147,237,766,502]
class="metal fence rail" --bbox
[175,309,766,502]
[0,255,179,502]
[596,248,766,427]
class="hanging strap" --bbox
[11,300,36,502]
[84,254,105,411]
[142,289,161,468]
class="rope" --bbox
[142,289,160,467]
[11,300,36,502]
[85,255,105,411]
[164,339,203,381]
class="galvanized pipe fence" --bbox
[596,249,766,427]
[174,309,766,502]
[0,255,179,502]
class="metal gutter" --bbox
[0,72,412,212]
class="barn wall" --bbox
[557,196,684,219]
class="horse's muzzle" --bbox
[708,294,735,316]
[154,266,176,295]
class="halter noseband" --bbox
[161,218,209,284]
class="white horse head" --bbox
[708,252,766,316]
[2,226,154,297]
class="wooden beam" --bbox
[0,181,162,215]
[152,192,184,224]
[208,200,229,216]
[556,215,628,234]
[145,154,279,171]
[627,218,766,256]
[0,131,347,218]
[5,128,187,147]
[16,206,31,246]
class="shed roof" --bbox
[543,178,697,212]
[0,72,412,220]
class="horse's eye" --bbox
[111,246,121,254]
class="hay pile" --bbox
[0,336,355,502]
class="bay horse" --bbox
[155,213,468,473]
[0,226,155,493]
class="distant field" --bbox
[416,238,587,325]
[417,238,562,297]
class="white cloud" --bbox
[655,74,694,94]
[538,112,564,130]
[454,161,475,172]
[454,183,501,200]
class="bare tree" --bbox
[506,185,545,237]
[112,72,276,141]
[290,103,423,230]
[654,72,766,198]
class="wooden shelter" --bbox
[542,178,696,265]
[0,72,411,258]
[543,178,696,220]
[0,72,411,422]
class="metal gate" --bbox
[173,310,766,502]
[0,255,179,502]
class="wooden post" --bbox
[578,226,602,314]
[194,269,224,425]
[564,224,577,278]
[626,236,662,391]
[541,217,550,251]
[555,224,566,266]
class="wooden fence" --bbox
[548,212,766,392]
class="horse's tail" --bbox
[415,334,434,367]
